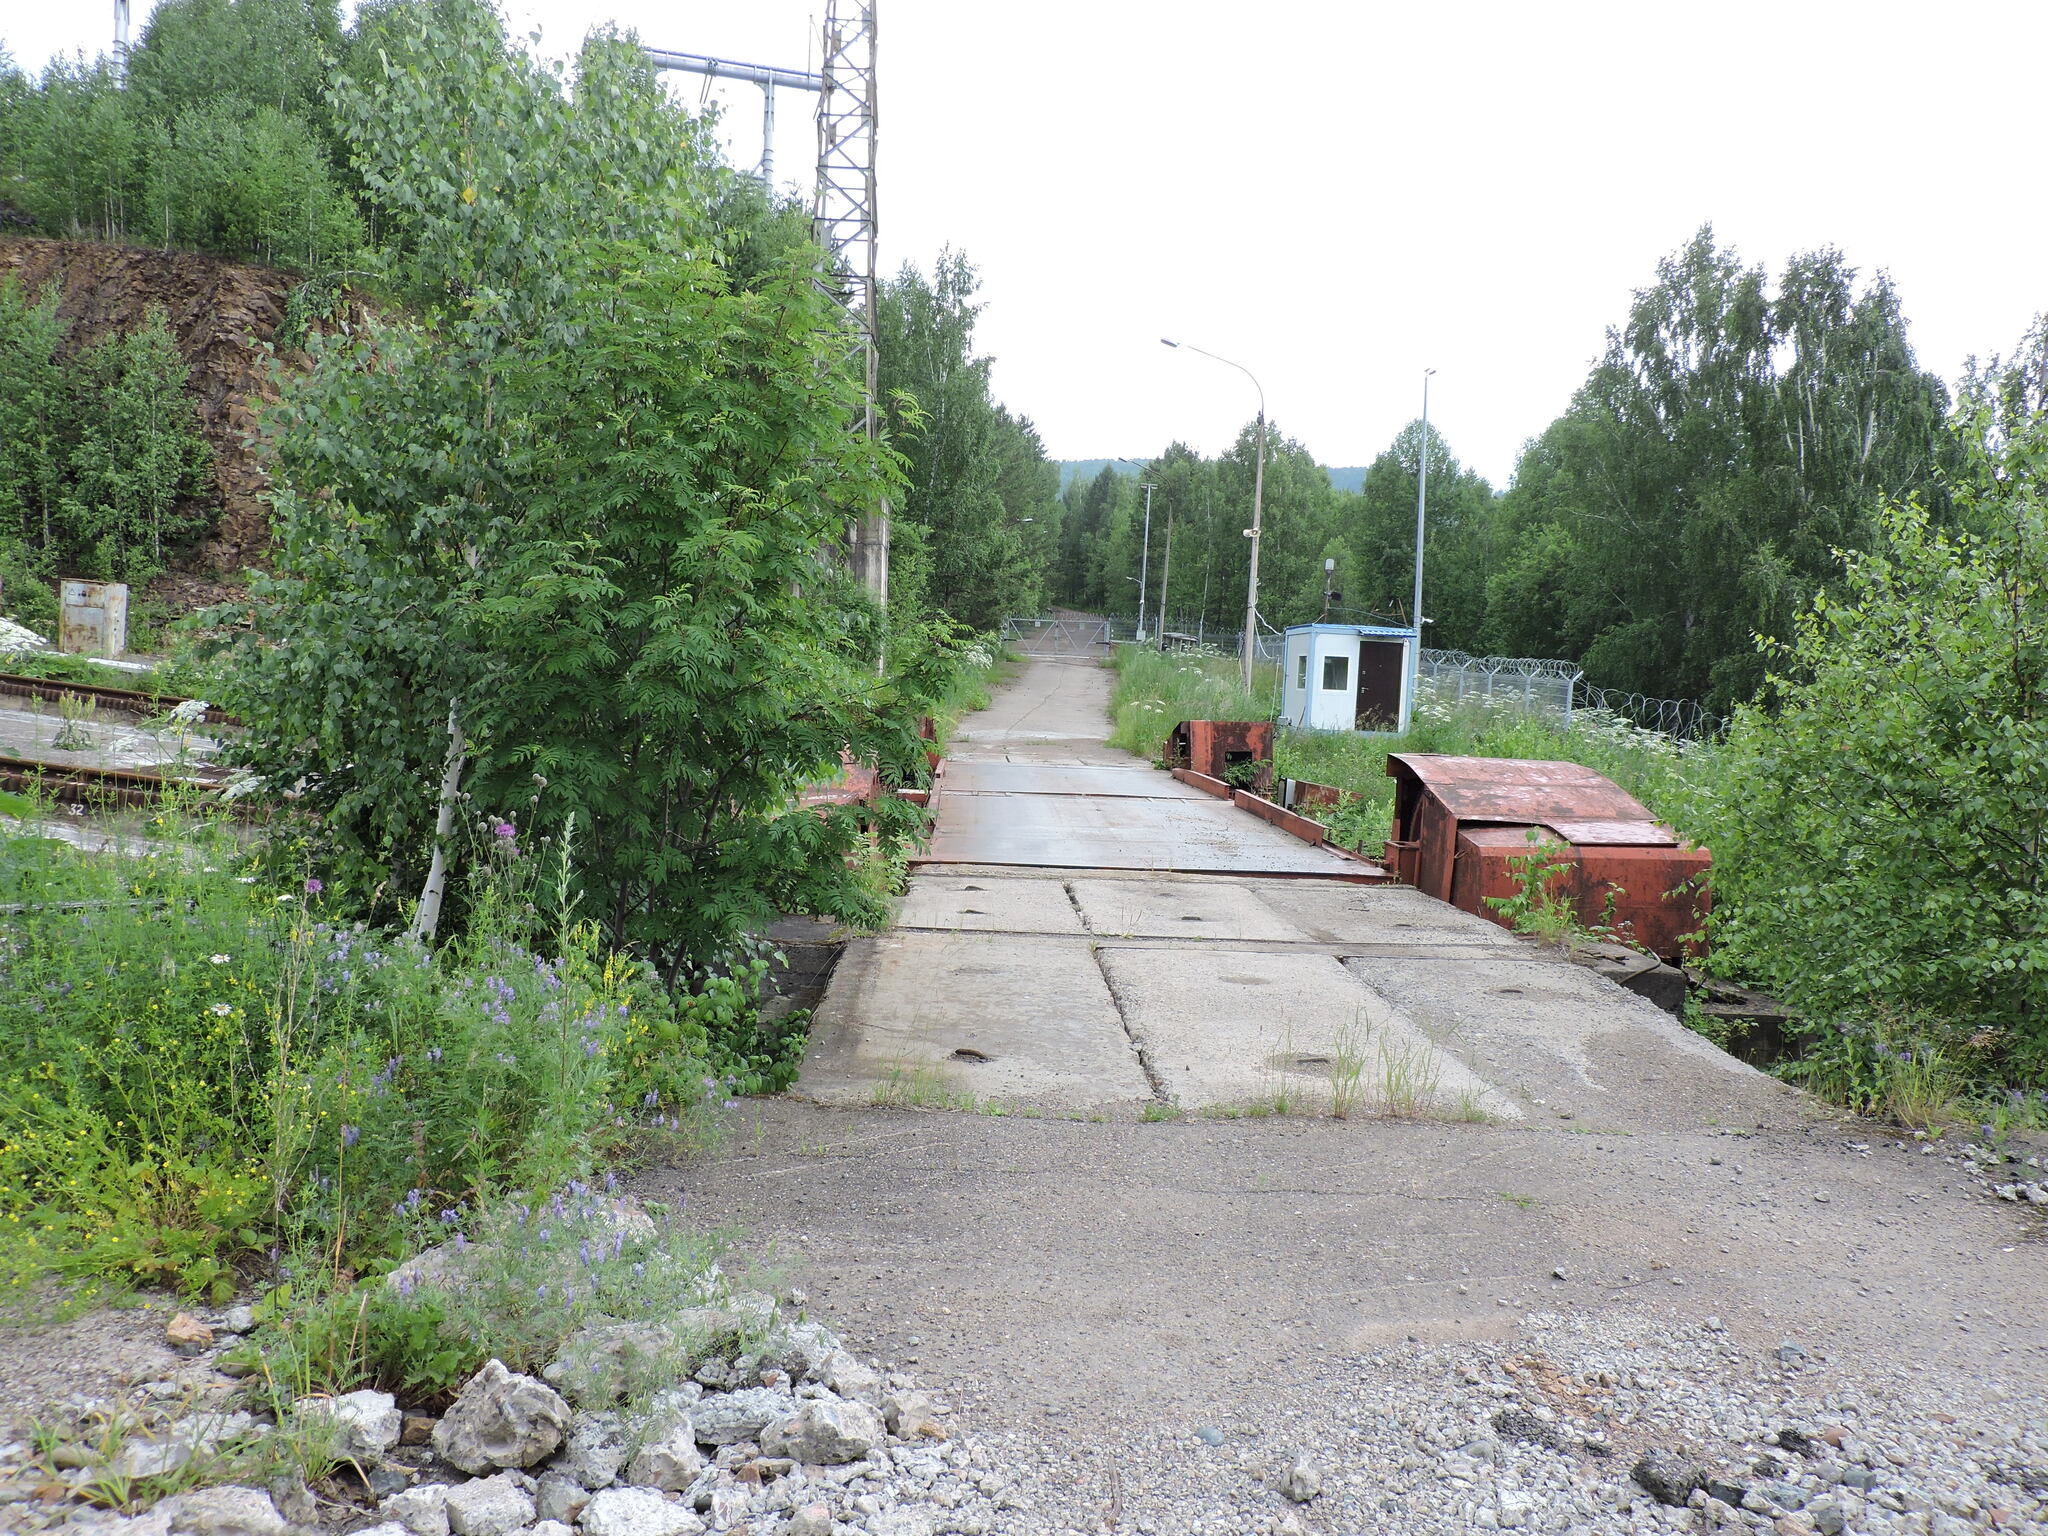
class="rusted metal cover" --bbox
[1163,720,1275,793]
[58,579,128,658]
[1385,753,1710,961]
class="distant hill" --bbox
[1056,459,1367,493]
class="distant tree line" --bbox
[1058,226,1992,711]
[877,251,1061,628]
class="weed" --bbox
[51,692,98,753]
[1496,1191,1537,1209]
[1377,1034,1444,1119]
[870,1059,961,1109]
[1139,1100,1181,1123]
[1329,1017,1370,1119]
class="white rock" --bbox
[380,1484,453,1536]
[433,1360,572,1473]
[812,1350,881,1404]
[761,1400,883,1466]
[689,1387,798,1446]
[624,1417,704,1491]
[580,1486,706,1536]
[1277,1453,1323,1503]
[153,1487,287,1536]
[554,1412,627,1489]
[297,1390,403,1455]
[442,1473,535,1536]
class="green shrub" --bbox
[1694,405,2048,1086]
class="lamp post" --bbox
[1162,339,1266,691]
[1117,459,1155,643]
[1411,367,1436,715]
[1135,481,1156,641]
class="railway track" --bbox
[0,754,238,809]
[0,672,239,726]
[0,672,241,807]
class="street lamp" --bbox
[1162,338,1266,691]
[1411,368,1436,706]
[1118,459,1155,642]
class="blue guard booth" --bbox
[1279,623,1419,734]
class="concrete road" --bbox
[805,655,1792,1132]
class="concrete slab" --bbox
[0,703,220,774]
[1343,953,1801,1132]
[1249,881,1525,949]
[941,759,1211,799]
[1068,877,1310,943]
[949,659,1123,754]
[1101,946,1518,1119]
[921,789,1365,876]
[895,875,1088,935]
[800,930,1150,1110]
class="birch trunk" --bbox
[408,697,467,945]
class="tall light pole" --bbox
[1411,368,1436,705]
[1162,339,1265,691]
[1155,496,1175,651]
[1136,481,1156,641]
[1117,459,1155,643]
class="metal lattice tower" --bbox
[813,1,885,604]
[643,7,886,607]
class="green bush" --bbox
[1695,405,2048,1086]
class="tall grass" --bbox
[1105,646,1280,756]
[0,797,724,1304]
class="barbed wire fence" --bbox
[1573,684,1721,741]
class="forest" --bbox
[1057,229,2040,712]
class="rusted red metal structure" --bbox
[1383,754,1709,960]
[1163,720,1275,795]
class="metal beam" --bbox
[641,49,821,94]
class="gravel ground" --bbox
[940,1307,2048,1535]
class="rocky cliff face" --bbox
[0,237,299,603]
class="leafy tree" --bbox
[60,306,214,580]
[0,279,70,558]
[1491,226,1953,706]
[1698,395,2048,1081]
[0,283,212,590]
[227,0,939,979]
[875,251,1053,627]
[127,0,345,123]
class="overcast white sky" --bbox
[12,1,2047,485]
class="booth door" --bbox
[1354,641,1406,729]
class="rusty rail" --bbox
[0,672,239,727]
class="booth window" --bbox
[1296,654,1308,690]
[1321,654,1350,691]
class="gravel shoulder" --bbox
[653,1100,2048,1533]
